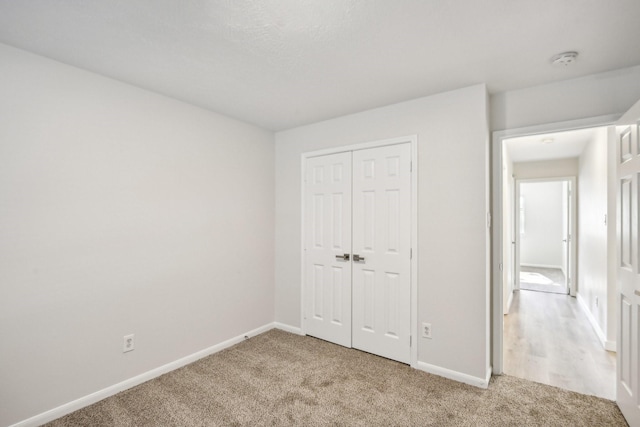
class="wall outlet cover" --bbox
[123,334,135,353]
[422,322,432,339]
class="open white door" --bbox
[616,99,640,426]
[304,152,352,347]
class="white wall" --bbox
[275,85,490,382]
[0,43,275,426]
[491,65,640,131]
[513,158,579,179]
[577,128,615,346]
[519,181,564,268]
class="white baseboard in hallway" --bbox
[576,293,616,351]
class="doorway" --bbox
[301,136,418,366]
[515,179,573,295]
[493,122,617,399]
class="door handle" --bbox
[353,254,365,262]
[335,254,350,261]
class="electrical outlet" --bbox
[422,322,432,339]
[123,334,135,353]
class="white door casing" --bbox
[303,152,352,347]
[491,115,621,375]
[557,180,573,295]
[302,139,414,365]
[351,144,412,363]
[514,181,522,292]
[511,175,517,295]
[616,99,640,426]
[562,181,569,289]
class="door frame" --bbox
[300,135,419,368]
[514,177,576,296]
[491,115,619,374]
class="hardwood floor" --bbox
[504,290,616,400]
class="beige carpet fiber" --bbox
[46,329,627,426]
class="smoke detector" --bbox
[551,51,579,66]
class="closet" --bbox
[303,142,412,363]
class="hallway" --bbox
[504,290,616,399]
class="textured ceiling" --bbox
[1,1,639,130]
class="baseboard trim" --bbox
[604,340,616,352]
[12,323,492,426]
[505,290,514,315]
[416,361,490,389]
[10,323,275,427]
[576,293,616,352]
[274,322,304,335]
[520,263,563,270]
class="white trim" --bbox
[416,361,491,389]
[10,323,275,427]
[274,322,304,335]
[410,137,419,368]
[300,153,307,336]
[492,114,619,375]
[300,135,419,368]
[303,135,417,158]
[576,293,616,352]
[520,263,564,270]
[505,290,514,314]
[493,114,621,141]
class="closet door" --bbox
[303,152,352,347]
[352,143,412,363]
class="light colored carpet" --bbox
[45,329,627,426]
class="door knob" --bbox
[335,254,350,261]
[353,254,365,262]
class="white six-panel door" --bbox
[617,106,640,426]
[351,144,411,363]
[304,143,411,364]
[304,152,353,347]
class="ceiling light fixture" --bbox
[551,51,579,66]
[541,137,555,144]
